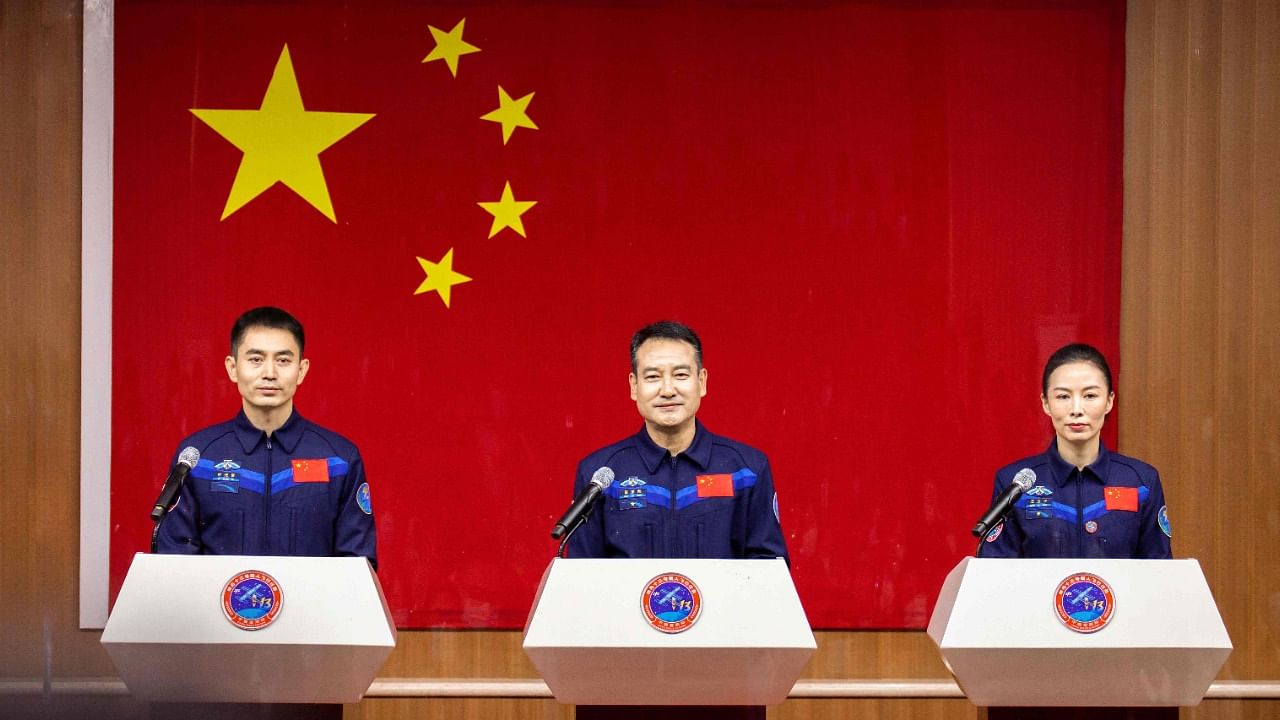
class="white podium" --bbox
[523,558,815,706]
[927,557,1231,707]
[101,553,396,703]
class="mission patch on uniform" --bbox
[221,570,283,630]
[1084,520,1099,534]
[1158,505,1172,537]
[356,482,373,514]
[641,573,702,634]
[1054,572,1115,634]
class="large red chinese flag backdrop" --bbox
[112,1,1124,628]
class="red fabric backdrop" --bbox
[111,0,1125,628]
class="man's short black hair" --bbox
[630,321,703,372]
[230,306,305,357]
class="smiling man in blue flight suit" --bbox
[567,321,787,561]
[155,306,376,567]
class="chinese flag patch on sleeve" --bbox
[1104,486,1138,511]
[292,459,330,483]
[696,473,734,498]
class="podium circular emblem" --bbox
[641,573,702,634]
[1054,572,1114,633]
[222,570,283,630]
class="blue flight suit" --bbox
[566,421,788,562]
[981,440,1171,559]
[155,409,377,568]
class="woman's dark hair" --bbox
[1042,343,1112,395]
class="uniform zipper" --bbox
[669,453,679,556]
[1075,469,1085,557]
[264,436,273,555]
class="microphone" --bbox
[150,447,201,522]
[972,467,1036,538]
[550,466,615,539]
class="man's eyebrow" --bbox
[641,363,692,372]
[244,347,294,356]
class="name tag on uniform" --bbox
[212,459,240,493]
[292,459,330,483]
[618,476,647,509]
[1026,497,1052,519]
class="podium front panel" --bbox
[523,558,815,705]
[102,553,396,703]
[927,557,1231,706]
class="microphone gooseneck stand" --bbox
[554,498,604,558]
[150,512,167,554]
[556,513,585,558]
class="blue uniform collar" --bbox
[232,408,305,454]
[634,419,712,474]
[1046,438,1111,486]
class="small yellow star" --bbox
[190,45,374,222]
[414,249,472,308]
[477,181,538,238]
[480,86,538,145]
[422,18,481,77]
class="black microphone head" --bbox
[1012,467,1037,491]
[590,466,615,490]
[178,446,201,468]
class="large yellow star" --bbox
[190,45,375,222]
[414,249,472,308]
[477,181,538,238]
[422,18,481,77]
[479,86,538,145]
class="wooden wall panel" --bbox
[2,1,1279,719]
[374,631,544,678]
[369,630,952,680]
[799,631,952,679]
[776,699,974,720]
[1122,0,1280,696]
[349,699,567,720]
[0,0,45,675]
[0,0,117,680]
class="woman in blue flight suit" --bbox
[981,343,1172,558]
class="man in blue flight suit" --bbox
[567,321,787,562]
[155,306,376,567]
